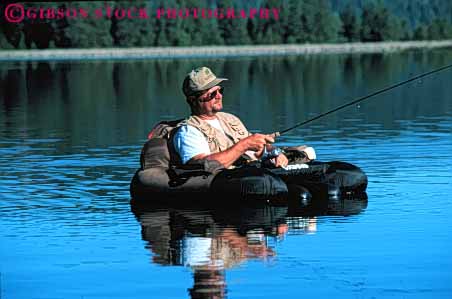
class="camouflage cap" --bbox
[182,67,228,97]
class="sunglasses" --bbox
[196,87,224,102]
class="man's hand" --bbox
[192,133,275,169]
[241,134,275,153]
[272,153,289,168]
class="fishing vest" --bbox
[185,112,251,154]
[143,112,251,169]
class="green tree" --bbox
[0,23,24,49]
[360,1,404,41]
[179,0,222,46]
[111,1,156,47]
[0,1,24,49]
[427,18,452,40]
[300,0,341,43]
[251,0,284,44]
[218,0,251,45]
[0,2,56,49]
[153,0,170,46]
[299,0,317,42]
[312,0,342,42]
[340,4,361,42]
[166,0,192,46]
[399,19,412,40]
[59,2,113,48]
[279,0,303,43]
[22,2,59,49]
[0,31,11,49]
[413,24,428,40]
[152,0,188,46]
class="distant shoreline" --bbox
[1,40,451,61]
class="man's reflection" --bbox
[189,264,225,299]
[131,196,367,299]
[134,203,287,264]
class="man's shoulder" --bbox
[173,123,203,138]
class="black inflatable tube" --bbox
[130,161,367,204]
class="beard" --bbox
[191,100,223,117]
[211,102,223,113]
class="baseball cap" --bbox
[182,67,228,97]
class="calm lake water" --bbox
[1,49,452,298]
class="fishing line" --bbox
[272,63,452,137]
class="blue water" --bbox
[1,50,452,298]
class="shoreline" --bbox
[1,40,451,61]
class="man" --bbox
[173,66,289,169]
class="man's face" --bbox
[192,85,224,116]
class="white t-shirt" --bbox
[173,120,225,164]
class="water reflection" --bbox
[1,49,451,146]
[131,197,367,298]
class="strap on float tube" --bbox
[270,63,452,138]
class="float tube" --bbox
[130,138,368,203]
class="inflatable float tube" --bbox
[130,160,367,203]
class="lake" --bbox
[1,48,451,298]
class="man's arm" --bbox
[189,134,275,168]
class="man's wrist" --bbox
[234,139,248,154]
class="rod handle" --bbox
[269,132,280,139]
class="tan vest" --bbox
[185,112,251,154]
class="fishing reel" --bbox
[260,145,283,161]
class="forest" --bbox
[1,0,451,49]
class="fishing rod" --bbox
[272,63,452,137]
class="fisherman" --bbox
[173,66,289,169]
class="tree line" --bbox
[1,0,451,49]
